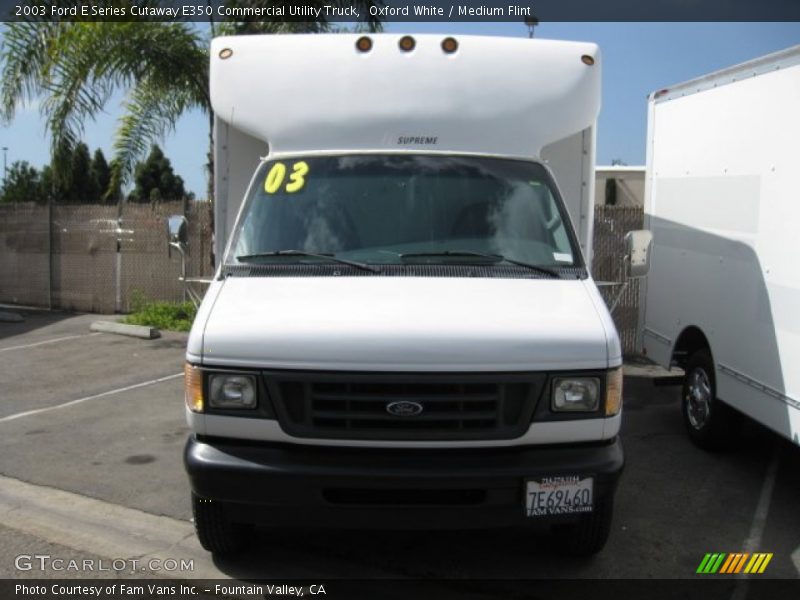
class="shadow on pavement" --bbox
[0,309,81,342]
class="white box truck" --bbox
[179,33,645,556]
[640,46,800,450]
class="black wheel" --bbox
[682,349,740,450]
[192,493,250,555]
[551,497,614,556]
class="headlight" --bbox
[208,374,257,409]
[552,377,600,412]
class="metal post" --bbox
[115,197,123,312]
[169,242,188,303]
[47,186,53,310]
[115,236,122,312]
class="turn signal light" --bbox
[605,367,623,416]
[185,363,204,413]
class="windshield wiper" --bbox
[399,250,560,278]
[236,250,381,273]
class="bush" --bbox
[123,299,197,332]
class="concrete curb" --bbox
[623,362,684,381]
[0,473,221,579]
[90,320,160,339]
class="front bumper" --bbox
[185,436,624,529]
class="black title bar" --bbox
[2,0,800,23]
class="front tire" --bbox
[192,493,250,555]
[682,350,740,450]
[551,497,614,556]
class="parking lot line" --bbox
[741,446,780,555]
[731,445,783,599]
[0,373,182,424]
[0,332,101,353]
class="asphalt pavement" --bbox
[0,310,798,593]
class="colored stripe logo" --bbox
[696,553,773,574]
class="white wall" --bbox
[595,167,645,207]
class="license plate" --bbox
[525,476,594,517]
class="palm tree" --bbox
[0,1,383,202]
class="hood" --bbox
[195,277,613,371]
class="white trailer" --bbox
[640,46,800,448]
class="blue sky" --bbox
[0,22,798,197]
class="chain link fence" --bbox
[1,201,641,351]
[0,201,213,314]
[591,205,645,354]
[0,203,50,307]
[119,202,214,312]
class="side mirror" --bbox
[624,229,652,278]
[167,215,188,247]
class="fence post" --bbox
[115,199,123,312]
[47,194,53,310]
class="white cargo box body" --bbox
[641,46,800,444]
[211,33,600,265]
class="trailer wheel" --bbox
[192,493,250,555]
[682,350,740,450]
[552,497,614,556]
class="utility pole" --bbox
[524,16,539,39]
[2,147,7,183]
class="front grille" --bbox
[265,372,544,441]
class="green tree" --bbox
[40,140,74,202]
[0,1,384,204]
[128,145,187,203]
[35,143,115,203]
[39,164,56,203]
[90,148,112,204]
[105,158,123,203]
[0,160,43,203]
[65,141,98,203]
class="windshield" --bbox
[227,154,581,269]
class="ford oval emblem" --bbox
[386,401,424,417]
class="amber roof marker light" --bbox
[399,36,416,52]
[219,48,233,60]
[356,36,373,53]
[581,54,595,66]
[442,37,459,54]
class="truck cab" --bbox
[183,33,624,556]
